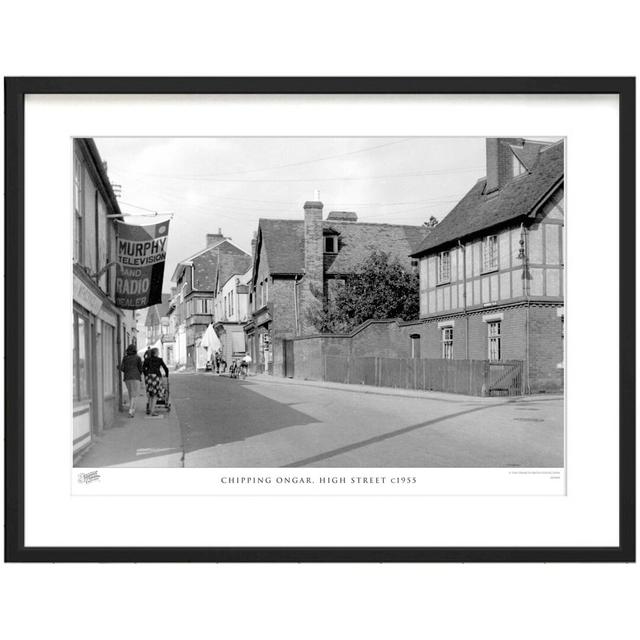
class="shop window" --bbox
[488,321,502,361]
[441,327,454,359]
[437,251,450,284]
[73,310,91,401]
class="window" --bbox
[103,323,114,396]
[437,251,450,283]
[260,279,269,307]
[410,334,421,359]
[482,235,498,272]
[324,235,338,253]
[73,154,84,263]
[73,310,90,401]
[442,327,454,359]
[488,321,502,361]
[512,153,526,177]
[195,299,212,315]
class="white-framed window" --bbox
[442,327,454,359]
[73,309,91,401]
[488,321,502,361]
[324,235,338,253]
[437,250,450,284]
[482,235,498,272]
[73,154,84,263]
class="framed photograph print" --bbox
[4,77,635,562]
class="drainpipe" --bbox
[520,222,531,394]
[293,274,301,336]
[458,240,469,359]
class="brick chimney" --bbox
[206,228,225,246]
[485,138,524,193]
[300,198,324,334]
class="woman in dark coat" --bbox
[142,347,169,416]
[119,344,143,417]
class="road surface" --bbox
[171,372,563,468]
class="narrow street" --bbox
[172,372,563,468]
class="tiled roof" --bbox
[259,218,427,275]
[217,253,253,290]
[173,239,248,290]
[259,219,305,274]
[411,140,564,256]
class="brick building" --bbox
[171,230,250,368]
[245,202,427,376]
[410,137,565,393]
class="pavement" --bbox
[75,391,183,468]
[75,371,564,469]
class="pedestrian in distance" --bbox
[240,353,252,379]
[215,351,221,374]
[143,347,169,417]
[119,344,143,418]
[220,355,227,374]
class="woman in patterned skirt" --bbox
[142,347,169,416]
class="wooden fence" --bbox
[321,356,523,396]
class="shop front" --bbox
[73,268,123,455]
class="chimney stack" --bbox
[300,198,324,334]
[485,137,524,193]
[206,230,225,247]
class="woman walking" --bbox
[119,344,143,418]
[143,347,169,417]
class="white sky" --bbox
[95,137,491,293]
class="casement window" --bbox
[73,310,91,401]
[482,235,498,272]
[73,154,84,264]
[437,251,450,284]
[441,327,454,359]
[488,321,502,361]
[324,235,338,253]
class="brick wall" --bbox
[290,302,563,393]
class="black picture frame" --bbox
[4,77,635,563]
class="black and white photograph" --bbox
[72,135,565,472]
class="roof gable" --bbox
[412,140,564,256]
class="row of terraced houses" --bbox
[145,137,564,396]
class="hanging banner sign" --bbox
[115,220,170,309]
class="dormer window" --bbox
[512,153,527,177]
[324,235,338,254]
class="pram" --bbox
[146,377,171,413]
